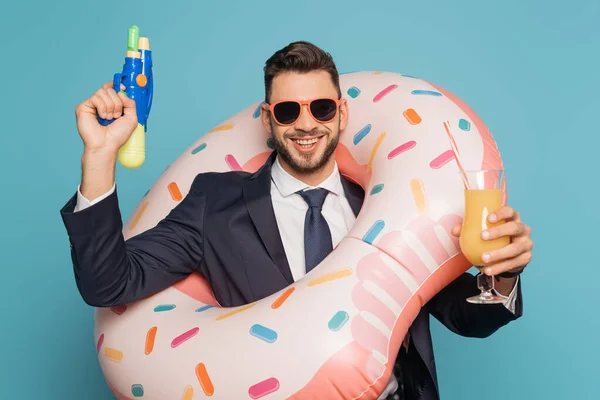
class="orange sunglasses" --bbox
[264,98,344,126]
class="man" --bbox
[61,41,533,400]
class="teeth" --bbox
[293,138,319,145]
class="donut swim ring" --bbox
[95,71,506,399]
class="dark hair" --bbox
[263,41,341,104]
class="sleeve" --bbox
[493,276,520,315]
[74,183,115,212]
[426,273,523,338]
[60,176,206,307]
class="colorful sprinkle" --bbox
[459,118,471,131]
[154,304,176,312]
[328,311,349,331]
[131,384,144,397]
[248,377,280,399]
[249,324,278,343]
[373,71,384,75]
[225,154,242,171]
[96,334,104,353]
[347,86,361,98]
[403,108,422,125]
[387,140,416,159]
[253,103,264,118]
[271,287,295,309]
[410,178,428,216]
[429,150,455,169]
[402,74,418,79]
[104,347,123,362]
[368,132,386,169]
[182,385,194,400]
[216,303,256,321]
[145,326,157,355]
[363,220,385,244]
[195,305,215,312]
[266,138,275,149]
[308,268,353,287]
[370,184,384,195]
[172,327,200,348]
[411,90,442,96]
[191,143,207,154]
[196,363,215,396]
[110,305,127,315]
[168,182,183,201]
[143,189,150,197]
[353,124,372,145]
[209,123,234,133]
[373,84,398,102]
[129,202,149,230]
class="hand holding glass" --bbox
[459,170,510,304]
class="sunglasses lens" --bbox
[310,99,337,122]
[273,102,301,125]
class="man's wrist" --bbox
[80,148,118,202]
[497,266,525,279]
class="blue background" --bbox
[1,0,597,398]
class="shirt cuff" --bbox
[74,183,116,212]
[493,275,520,315]
[378,373,399,399]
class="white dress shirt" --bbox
[269,156,356,280]
[74,155,519,399]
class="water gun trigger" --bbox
[113,73,123,94]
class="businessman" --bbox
[61,41,533,400]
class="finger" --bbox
[483,221,525,240]
[488,206,515,223]
[90,92,109,118]
[482,241,527,264]
[483,252,532,276]
[524,224,532,237]
[507,210,522,225]
[451,223,462,237]
[117,91,137,118]
[96,88,115,118]
[106,86,123,118]
[102,80,112,89]
[101,81,126,94]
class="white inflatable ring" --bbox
[96,71,506,399]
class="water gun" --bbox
[97,25,153,169]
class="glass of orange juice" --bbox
[459,170,510,304]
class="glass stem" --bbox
[476,272,495,298]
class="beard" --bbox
[270,125,339,174]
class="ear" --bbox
[339,99,349,131]
[260,102,272,135]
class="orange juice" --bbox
[459,189,510,267]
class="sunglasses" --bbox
[265,98,344,126]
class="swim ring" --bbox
[95,71,506,399]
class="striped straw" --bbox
[443,121,470,190]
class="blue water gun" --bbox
[97,25,153,169]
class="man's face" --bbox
[261,70,348,174]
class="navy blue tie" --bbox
[298,188,333,273]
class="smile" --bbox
[289,136,324,151]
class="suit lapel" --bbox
[243,151,294,284]
[340,175,365,217]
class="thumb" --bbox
[451,223,462,237]
[117,91,137,117]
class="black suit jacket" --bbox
[60,151,522,400]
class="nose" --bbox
[293,104,318,133]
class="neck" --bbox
[278,157,336,187]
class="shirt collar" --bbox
[271,154,344,198]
